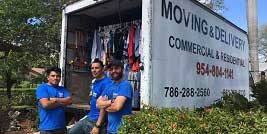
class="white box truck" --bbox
[59,0,249,113]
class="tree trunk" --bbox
[247,0,259,82]
[5,71,12,101]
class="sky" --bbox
[222,0,267,71]
[222,0,267,31]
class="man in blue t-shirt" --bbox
[97,59,133,134]
[36,67,72,134]
[69,59,112,134]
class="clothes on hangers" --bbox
[91,30,102,61]
[127,71,140,109]
[86,21,142,108]
[89,20,142,69]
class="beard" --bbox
[111,72,123,81]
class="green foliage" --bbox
[0,0,63,45]
[212,92,251,112]
[119,93,267,133]
[259,24,267,58]
[0,51,30,86]
[0,97,10,133]
[251,80,267,108]
[31,73,46,84]
[0,0,64,65]
[197,0,227,14]
[17,80,38,88]
[119,106,267,133]
[18,81,31,88]
[119,93,267,134]
[0,88,36,106]
[0,0,67,97]
[0,75,4,87]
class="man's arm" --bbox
[39,98,60,109]
[39,96,72,109]
[51,97,72,106]
[96,96,112,109]
[90,109,106,134]
[105,96,127,112]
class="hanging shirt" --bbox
[131,59,139,72]
[96,34,103,61]
[91,30,103,61]
[103,34,109,65]
[113,29,124,60]
[123,31,129,60]
[128,25,136,65]
[123,63,130,80]
[134,23,141,57]
[91,30,97,61]
[108,31,114,58]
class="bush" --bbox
[251,80,267,108]
[212,92,251,112]
[19,81,31,88]
[17,80,38,88]
[119,106,267,133]
[0,88,36,106]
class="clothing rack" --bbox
[90,19,142,70]
[97,20,141,33]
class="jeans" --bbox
[68,116,106,134]
[40,128,67,134]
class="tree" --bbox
[0,51,27,98]
[247,0,259,82]
[258,25,267,59]
[0,0,66,100]
[197,0,227,13]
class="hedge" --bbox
[118,93,267,133]
[119,107,267,133]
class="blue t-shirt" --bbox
[101,80,133,133]
[87,77,112,121]
[36,83,70,130]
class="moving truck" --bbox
[59,0,249,115]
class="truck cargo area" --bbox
[64,0,142,119]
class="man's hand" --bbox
[51,97,72,106]
[90,127,99,134]
[39,98,59,109]
[49,98,57,103]
[99,96,108,101]
[42,97,72,108]
[105,96,127,112]
[96,96,112,109]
